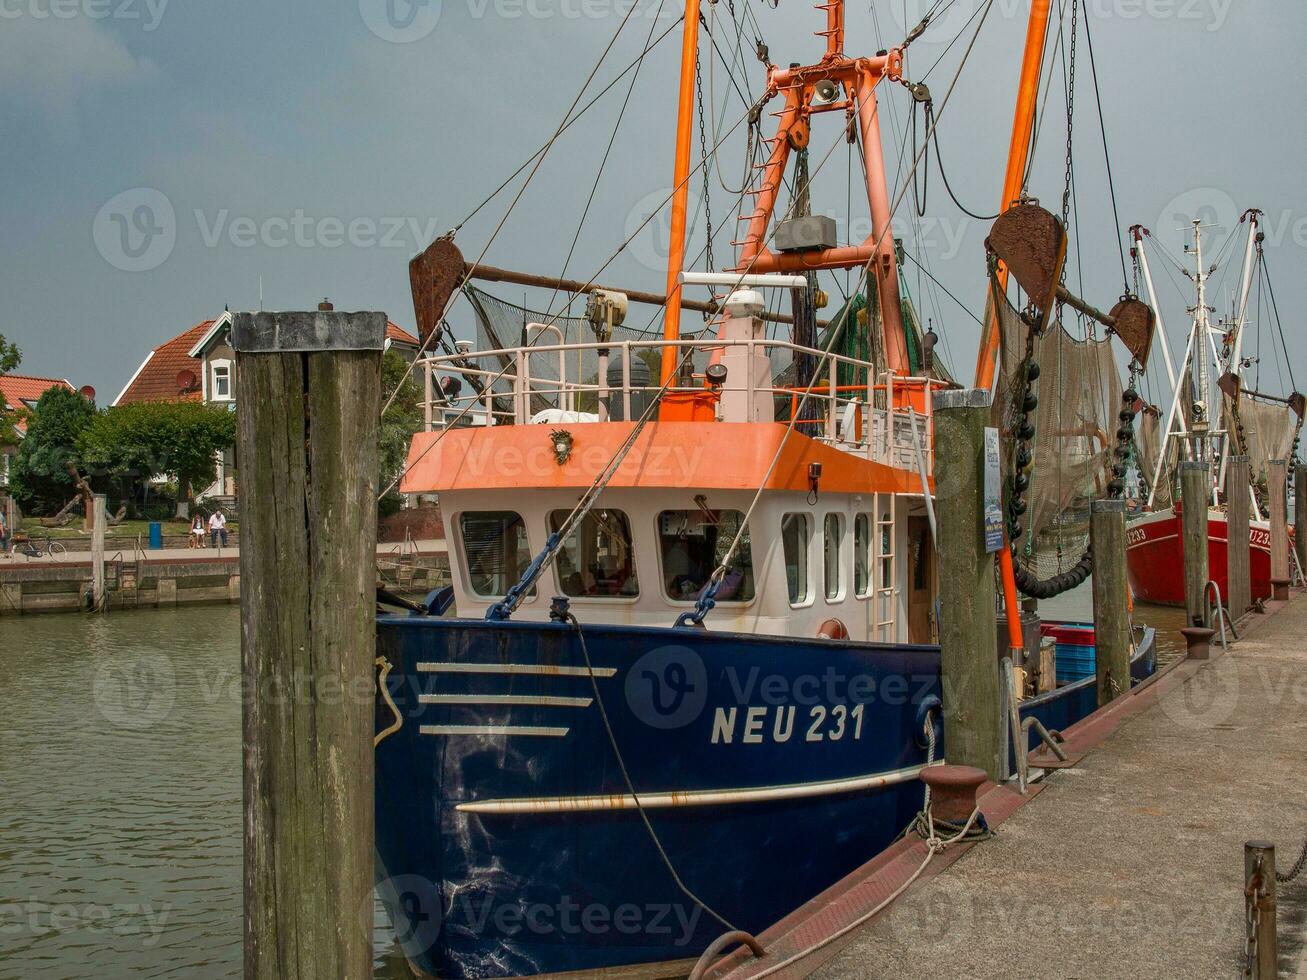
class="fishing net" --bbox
[995,290,1123,579]
[1136,406,1177,509]
[1224,396,1297,488]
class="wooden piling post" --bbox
[1296,464,1306,580]
[1226,456,1251,620]
[234,310,384,980]
[1180,461,1210,627]
[932,388,1002,780]
[1090,499,1129,706]
[91,493,107,612]
[1268,459,1289,601]
[1244,841,1277,978]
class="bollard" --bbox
[1180,461,1210,627]
[1179,625,1216,661]
[1227,456,1252,619]
[1244,841,1277,978]
[932,388,1003,781]
[235,310,384,980]
[1090,499,1130,706]
[920,765,987,825]
[1268,460,1289,601]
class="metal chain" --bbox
[1059,0,1078,241]
[1244,860,1264,977]
[695,44,716,272]
[1278,835,1307,884]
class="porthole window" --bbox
[854,513,871,598]
[460,511,534,599]
[658,509,755,601]
[549,509,639,597]
[781,513,811,605]
[824,513,844,601]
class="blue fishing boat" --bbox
[373,0,1160,973]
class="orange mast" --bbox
[659,2,704,401]
[980,0,1055,655]
[974,0,1054,389]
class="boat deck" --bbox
[710,592,1307,979]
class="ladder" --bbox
[870,492,899,642]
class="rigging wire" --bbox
[382,0,650,415]
[545,0,668,318]
[900,250,983,327]
[1078,0,1129,292]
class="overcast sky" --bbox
[1,0,1302,405]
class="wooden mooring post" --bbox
[235,310,384,980]
[1180,461,1210,628]
[91,493,107,612]
[1268,459,1290,601]
[932,388,1002,780]
[1226,456,1252,620]
[1090,499,1129,706]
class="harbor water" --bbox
[0,594,1188,978]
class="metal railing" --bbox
[417,335,947,473]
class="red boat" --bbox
[1125,503,1288,608]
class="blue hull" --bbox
[374,617,1155,978]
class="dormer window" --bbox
[211,361,232,401]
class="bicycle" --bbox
[9,531,68,559]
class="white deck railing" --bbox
[417,336,947,476]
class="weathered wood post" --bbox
[1090,499,1129,706]
[933,388,1002,779]
[1296,463,1306,580]
[1226,456,1251,620]
[1268,459,1290,601]
[234,310,384,980]
[1244,841,1277,978]
[91,493,107,612]
[1180,461,1210,627]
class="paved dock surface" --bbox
[811,597,1307,979]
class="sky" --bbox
[1,0,1303,407]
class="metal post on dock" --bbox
[1227,456,1252,620]
[1268,459,1290,601]
[1090,499,1129,706]
[91,493,107,612]
[1180,461,1210,627]
[233,310,384,980]
[932,388,1003,780]
[1244,841,1277,978]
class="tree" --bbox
[9,385,96,514]
[379,350,421,515]
[0,334,20,441]
[78,400,237,513]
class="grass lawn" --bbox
[17,518,240,539]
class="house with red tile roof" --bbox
[1,373,76,488]
[112,305,421,503]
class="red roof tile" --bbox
[115,322,212,405]
[0,374,75,435]
[386,322,419,347]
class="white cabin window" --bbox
[211,360,232,401]
[823,513,844,601]
[549,509,638,598]
[854,513,871,598]
[460,511,535,599]
[658,509,754,602]
[781,513,811,606]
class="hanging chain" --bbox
[1059,0,1079,240]
[694,44,715,273]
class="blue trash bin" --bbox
[148,521,163,550]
